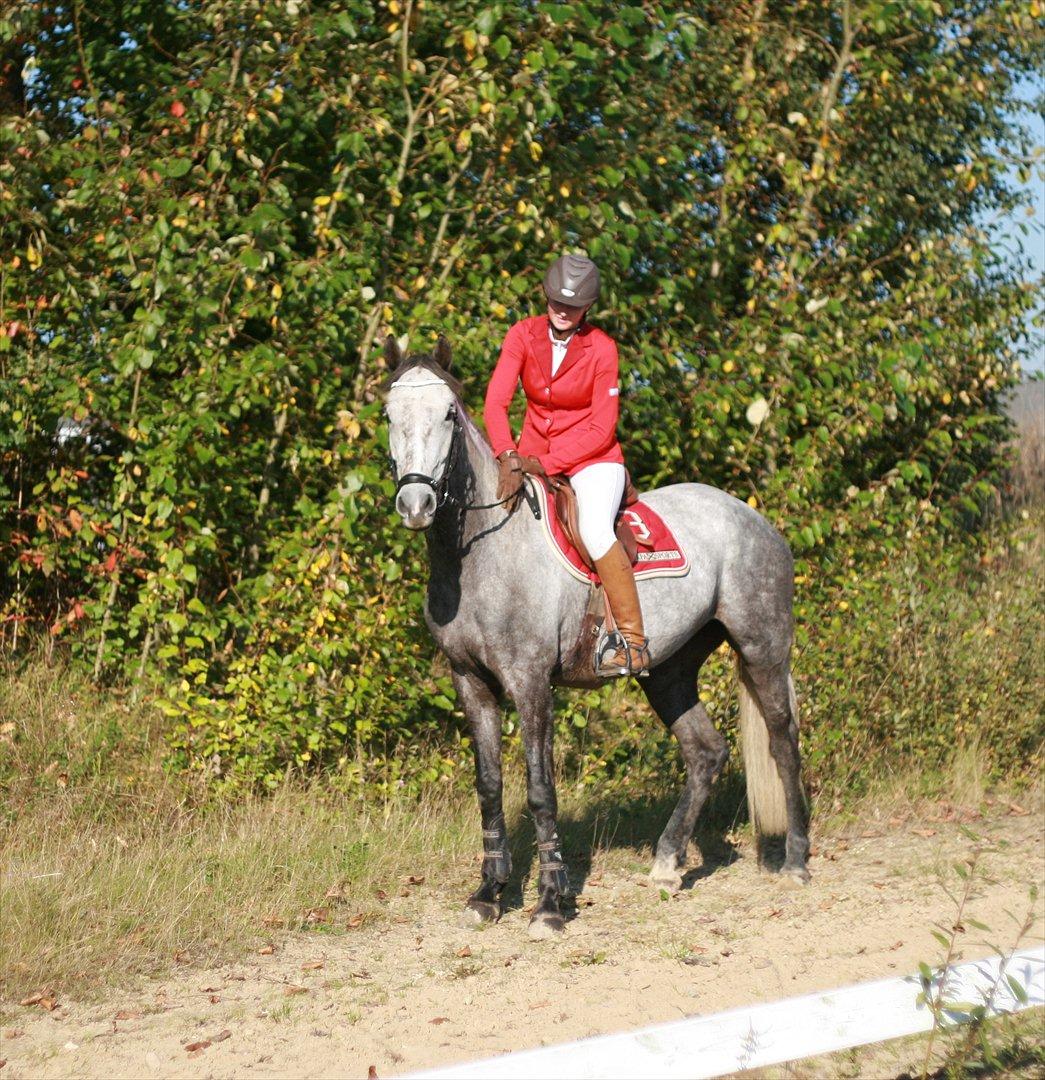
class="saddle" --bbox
[546,471,640,571]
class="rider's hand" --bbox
[518,455,548,479]
[496,451,524,502]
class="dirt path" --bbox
[3,803,1042,1079]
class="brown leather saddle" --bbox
[546,471,640,571]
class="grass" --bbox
[1,508,1042,1008]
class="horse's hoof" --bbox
[779,865,812,889]
[527,913,565,941]
[459,900,499,927]
[649,859,684,895]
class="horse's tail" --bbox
[735,658,793,838]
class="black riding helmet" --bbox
[543,254,600,307]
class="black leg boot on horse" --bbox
[594,541,650,678]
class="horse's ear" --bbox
[383,335,403,368]
[433,334,452,370]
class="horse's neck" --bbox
[426,418,528,573]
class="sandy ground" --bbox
[2,801,1042,1080]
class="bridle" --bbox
[390,399,463,510]
[388,378,541,519]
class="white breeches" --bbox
[571,462,625,562]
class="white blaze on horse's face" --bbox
[386,368,457,530]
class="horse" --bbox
[382,335,809,940]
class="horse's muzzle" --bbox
[395,482,437,530]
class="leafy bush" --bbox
[1,1,1041,787]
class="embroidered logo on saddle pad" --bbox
[532,482,690,585]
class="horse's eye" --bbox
[445,405,456,422]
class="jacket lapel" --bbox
[530,317,553,384]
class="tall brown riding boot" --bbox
[593,541,650,677]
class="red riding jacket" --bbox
[483,316,624,476]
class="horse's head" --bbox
[383,335,461,531]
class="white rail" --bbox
[405,946,1044,1080]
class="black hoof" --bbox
[527,912,565,941]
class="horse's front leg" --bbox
[516,683,567,940]
[454,666,512,926]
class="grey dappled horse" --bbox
[383,337,809,940]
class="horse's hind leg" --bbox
[641,628,729,893]
[738,658,810,883]
[454,666,511,926]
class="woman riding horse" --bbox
[483,254,649,677]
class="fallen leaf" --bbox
[912,828,937,838]
[325,885,347,901]
[368,1067,379,1080]
[301,961,324,971]
[208,995,220,1004]
[720,947,733,957]
[283,985,308,997]
[19,994,45,1007]
[260,914,284,928]
[200,986,222,993]
[213,1029,232,1043]
[304,907,330,924]
[0,1059,7,1069]
[402,875,425,886]
[346,913,367,929]
[350,970,371,980]
[113,1010,141,1021]
[767,908,783,918]
[185,1040,211,1053]
[374,889,388,902]
[173,950,190,964]
[529,1000,550,1010]
[2,1031,24,1040]
[455,946,472,958]
[258,944,275,955]
[399,888,411,898]
[1007,802,1029,816]
[889,940,904,951]
[428,1017,450,1025]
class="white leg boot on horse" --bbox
[594,541,650,677]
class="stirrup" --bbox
[595,631,651,678]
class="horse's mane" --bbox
[384,355,464,401]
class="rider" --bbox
[483,254,650,677]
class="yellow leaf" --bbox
[172,216,188,228]
[271,282,283,300]
[747,495,758,508]
[388,0,400,12]
[529,141,542,161]
[722,359,735,374]
[313,194,332,207]
[559,183,571,197]
[270,85,284,105]
[26,242,41,270]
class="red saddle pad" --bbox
[532,481,690,585]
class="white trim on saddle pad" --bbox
[530,480,691,585]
